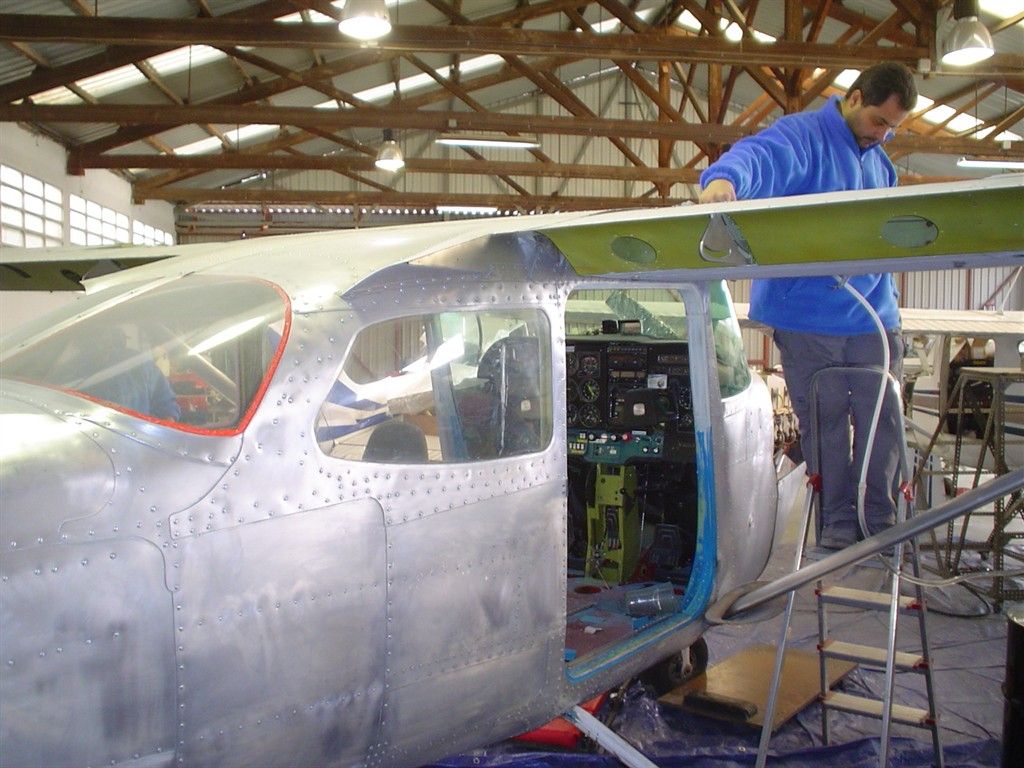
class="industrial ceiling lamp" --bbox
[338,0,392,41]
[375,129,404,172]
[941,0,994,66]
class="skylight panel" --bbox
[147,46,226,78]
[312,54,503,110]
[832,69,860,89]
[674,12,773,41]
[946,113,985,133]
[921,104,984,133]
[29,45,226,104]
[676,12,700,32]
[173,49,505,155]
[456,54,504,76]
[721,20,743,42]
[589,8,654,34]
[973,126,1024,142]
[979,0,1023,18]
[174,136,226,157]
[29,86,84,106]
[589,15,623,34]
[174,124,278,156]
[73,63,146,97]
[229,124,278,145]
[277,11,333,24]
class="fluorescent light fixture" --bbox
[338,0,391,41]
[956,157,1024,170]
[941,1,995,66]
[375,130,404,172]
[436,205,499,215]
[435,133,540,149]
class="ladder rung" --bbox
[822,692,934,727]
[819,640,926,670]
[818,585,919,612]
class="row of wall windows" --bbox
[1,165,62,248]
[0,164,173,249]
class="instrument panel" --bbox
[566,334,694,463]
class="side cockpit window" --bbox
[0,277,288,432]
[709,281,751,398]
[317,309,552,463]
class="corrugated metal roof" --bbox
[0,1,1020,219]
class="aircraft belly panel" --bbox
[173,499,387,768]
[382,481,564,761]
[0,540,176,768]
[382,645,552,766]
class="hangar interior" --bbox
[0,2,1022,768]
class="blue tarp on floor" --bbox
[424,557,1016,768]
[426,738,1000,768]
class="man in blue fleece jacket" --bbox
[698,62,918,549]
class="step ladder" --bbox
[815,536,944,768]
[755,365,945,768]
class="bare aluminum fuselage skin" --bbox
[1,218,777,768]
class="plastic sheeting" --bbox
[425,554,1015,768]
[425,739,1000,768]
[425,679,1000,767]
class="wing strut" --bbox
[563,705,660,768]
[711,468,1024,621]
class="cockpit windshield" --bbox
[0,276,289,432]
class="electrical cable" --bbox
[837,276,1022,596]
[837,277,893,545]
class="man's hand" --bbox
[698,179,737,203]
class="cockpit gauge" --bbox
[579,353,600,378]
[580,379,601,403]
[566,351,579,377]
[578,403,600,428]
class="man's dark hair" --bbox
[848,62,917,111]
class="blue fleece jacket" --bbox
[699,95,901,336]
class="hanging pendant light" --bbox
[941,0,994,66]
[338,0,392,41]
[375,129,405,172]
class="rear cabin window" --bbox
[0,276,288,432]
[317,309,552,463]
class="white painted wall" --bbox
[0,122,176,235]
[0,122,176,332]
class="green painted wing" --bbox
[539,178,1023,276]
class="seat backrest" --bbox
[363,419,428,463]
[477,336,542,456]
[477,336,541,410]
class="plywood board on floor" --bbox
[659,644,856,732]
